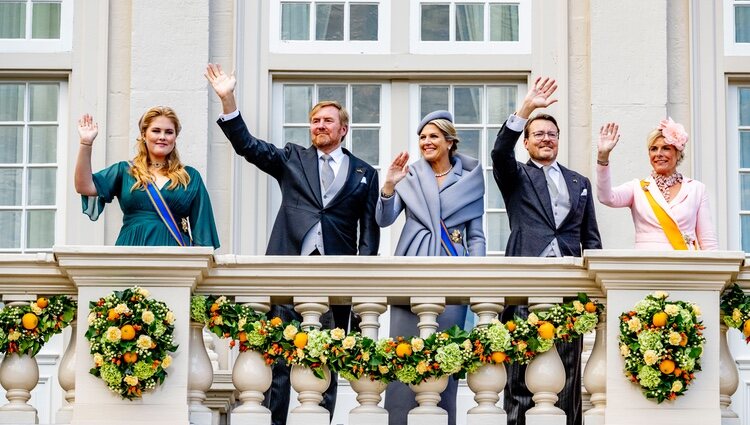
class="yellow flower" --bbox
[627,317,642,332]
[114,303,130,315]
[87,312,97,326]
[653,291,669,299]
[692,304,702,317]
[124,375,139,386]
[378,365,389,374]
[416,361,429,374]
[362,351,370,361]
[141,310,155,325]
[331,328,346,340]
[411,338,424,351]
[320,355,328,364]
[93,353,104,367]
[213,316,223,325]
[517,341,528,352]
[733,308,743,322]
[668,331,682,345]
[619,344,630,357]
[105,326,122,343]
[462,339,472,351]
[162,355,172,369]
[643,350,658,366]
[30,303,42,315]
[296,348,305,359]
[664,304,680,317]
[8,330,20,341]
[283,325,298,340]
[671,381,683,392]
[237,318,247,329]
[137,335,152,349]
[527,313,539,325]
[342,336,356,350]
[572,301,584,313]
[137,287,149,298]
[438,333,449,341]
[165,311,175,325]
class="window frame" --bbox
[0,0,73,52]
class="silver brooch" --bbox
[450,229,463,244]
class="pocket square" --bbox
[580,188,588,196]
[360,176,367,184]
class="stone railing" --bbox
[0,247,745,425]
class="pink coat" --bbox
[596,165,718,250]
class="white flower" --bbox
[216,296,228,305]
[671,380,683,392]
[653,291,669,299]
[124,375,139,386]
[643,350,658,366]
[668,331,682,345]
[137,287,149,298]
[411,338,424,351]
[162,355,172,369]
[572,301,585,313]
[330,328,346,340]
[320,354,328,364]
[627,317,642,332]
[527,313,539,325]
[30,303,42,315]
[416,361,429,374]
[141,310,155,325]
[105,327,122,343]
[165,311,175,325]
[93,353,104,367]
[87,312,97,326]
[619,344,630,357]
[664,304,680,317]
[362,351,370,361]
[342,336,356,350]
[296,348,305,359]
[114,303,130,315]
[137,335,153,349]
[462,339,472,351]
[283,325,298,340]
[692,304,702,317]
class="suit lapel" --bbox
[559,165,580,226]
[302,147,323,206]
[526,161,556,228]
[327,148,360,207]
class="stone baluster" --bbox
[525,297,566,425]
[408,297,447,425]
[349,297,388,425]
[0,295,39,424]
[466,297,506,425]
[56,318,77,424]
[719,319,740,424]
[203,327,220,370]
[288,297,331,425]
[583,309,607,425]
[230,296,272,425]
[188,319,215,425]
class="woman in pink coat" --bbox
[596,118,718,250]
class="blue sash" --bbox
[440,220,459,256]
[143,178,189,247]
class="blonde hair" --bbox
[646,128,685,165]
[129,106,190,191]
[423,118,460,156]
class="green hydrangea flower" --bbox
[153,322,167,337]
[307,329,332,359]
[376,338,395,359]
[246,322,266,348]
[724,315,741,329]
[679,356,696,372]
[637,330,663,353]
[435,343,463,374]
[100,363,123,387]
[634,298,660,316]
[133,361,156,380]
[190,296,209,325]
[395,364,418,384]
[637,365,661,389]
[486,324,512,352]
[679,309,693,326]
[536,337,554,353]
[573,313,598,334]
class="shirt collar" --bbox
[530,159,560,173]
[318,146,345,163]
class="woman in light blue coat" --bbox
[377,110,485,425]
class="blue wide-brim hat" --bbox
[417,110,453,135]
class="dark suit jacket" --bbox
[218,113,380,255]
[491,123,601,257]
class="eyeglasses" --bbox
[530,131,559,140]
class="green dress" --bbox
[81,161,220,248]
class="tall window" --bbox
[417,83,521,253]
[0,82,62,252]
[0,0,72,51]
[275,82,385,168]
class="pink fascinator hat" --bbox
[657,117,688,151]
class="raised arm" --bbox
[205,63,237,114]
[74,114,99,196]
[516,76,558,119]
[595,123,634,208]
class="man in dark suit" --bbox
[491,77,602,425]
[206,63,380,425]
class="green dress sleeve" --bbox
[81,161,127,221]
[187,168,221,249]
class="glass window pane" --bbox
[26,210,54,249]
[420,86,450,118]
[0,211,21,249]
[0,2,25,38]
[486,170,504,209]
[28,167,56,205]
[486,126,501,164]
[0,169,22,205]
[350,4,377,41]
[741,88,750,126]
[456,4,483,42]
[29,125,57,163]
[29,84,58,122]
[741,131,750,169]
[351,128,379,166]
[488,86,517,123]
[490,4,519,41]
[737,5,750,43]
[0,84,25,122]
[457,129,480,160]
[284,85,313,123]
[318,85,347,107]
[742,173,750,210]
[487,211,510,252]
[0,126,23,163]
[351,85,380,123]
[454,86,482,124]
[284,127,310,148]
[316,3,344,41]
[421,4,449,41]
[281,2,310,40]
[743,215,750,252]
[31,1,61,39]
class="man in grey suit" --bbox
[490,77,602,425]
[206,63,380,425]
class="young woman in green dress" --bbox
[74,106,220,248]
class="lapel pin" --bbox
[356,167,364,173]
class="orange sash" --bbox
[640,180,691,250]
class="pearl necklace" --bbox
[651,171,683,202]
[434,166,452,177]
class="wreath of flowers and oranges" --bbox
[86,287,178,400]
[720,284,750,340]
[0,295,76,357]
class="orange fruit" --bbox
[36,297,49,309]
[123,352,138,363]
[395,343,413,358]
[584,302,597,313]
[506,321,517,332]
[238,332,248,342]
[679,333,688,347]
[209,303,220,313]
[107,309,120,321]
[537,322,555,340]
[490,351,507,364]
[294,332,308,349]
[673,367,682,377]
[652,312,668,327]
[21,313,38,330]
[270,317,282,327]
[743,320,750,337]
[120,324,136,341]
[659,359,676,375]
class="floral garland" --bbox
[0,296,76,356]
[388,325,471,385]
[720,284,750,340]
[86,287,178,400]
[618,291,704,403]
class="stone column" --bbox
[350,297,388,425]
